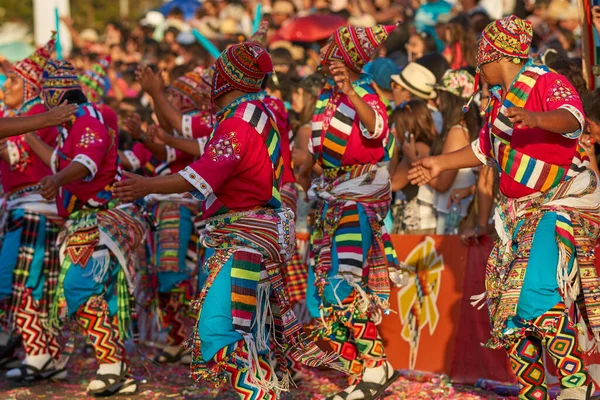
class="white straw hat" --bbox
[391,62,437,100]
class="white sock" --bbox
[0,331,11,347]
[87,361,123,391]
[6,353,52,378]
[97,361,122,376]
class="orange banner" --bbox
[378,235,469,375]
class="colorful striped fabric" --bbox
[189,207,341,390]
[311,76,378,168]
[310,163,399,309]
[486,63,587,192]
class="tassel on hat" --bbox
[250,20,269,48]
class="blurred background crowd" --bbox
[0,0,598,241]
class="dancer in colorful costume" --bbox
[26,59,147,396]
[0,35,67,380]
[126,67,212,364]
[115,41,339,400]
[409,15,598,400]
[298,23,402,400]
[79,56,119,138]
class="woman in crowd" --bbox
[389,99,437,234]
[428,69,480,234]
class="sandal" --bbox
[7,357,67,382]
[87,362,136,397]
[152,346,191,364]
[351,363,400,400]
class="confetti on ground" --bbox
[0,340,516,399]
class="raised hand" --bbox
[135,66,164,96]
[408,156,442,186]
[43,101,78,127]
[147,125,169,146]
[113,171,151,203]
[330,61,355,96]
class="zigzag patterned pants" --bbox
[75,296,125,365]
[328,315,386,385]
[507,303,590,400]
[215,339,276,400]
[159,293,189,347]
[15,294,61,358]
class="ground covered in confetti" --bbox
[0,341,515,400]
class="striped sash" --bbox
[488,63,588,192]
[311,76,377,168]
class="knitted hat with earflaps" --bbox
[211,42,273,104]
[79,55,111,104]
[321,24,397,72]
[10,32,56,104]
[42,59,82,109]
[168,66,213,113]
[465,15,533,112]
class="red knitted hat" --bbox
[211,42,273,103]
[321,24,397,72]
[167,66,212,113]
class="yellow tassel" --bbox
[513,58,521,64]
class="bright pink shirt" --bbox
[54,113,119,217]
[1,103,58,193]
[309,77,389,169]
[181,111,213,140]
[474,71,585,198]
[179,116,273,219]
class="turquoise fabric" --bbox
[156,205,194,293]
[306,203,373,319]
[506,212,568,330]
[0,209,48,301]
[0,219,20,300]
[196,250,272,362]
[63,257,120,317]
[197,255,242,361]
